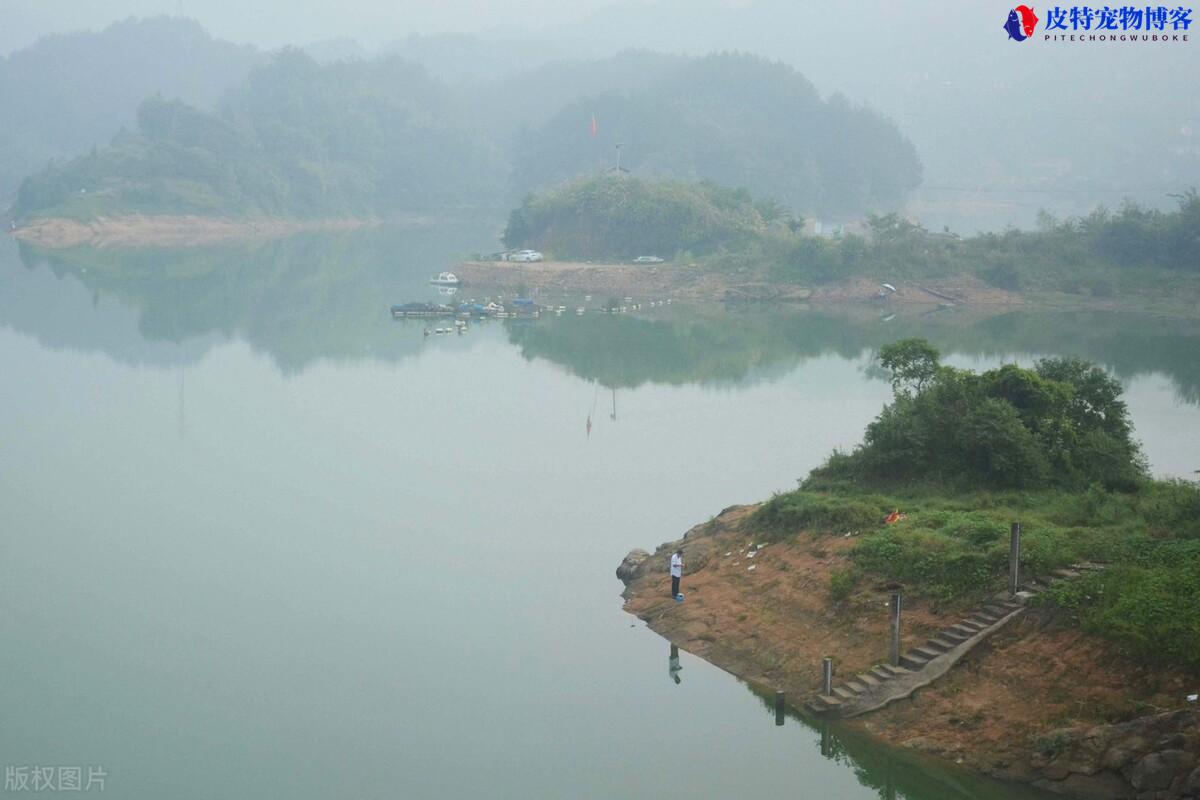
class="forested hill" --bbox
[0,17,260,203]
[509,53,922,219]
[10,47,920,222]
[11,50,508,220]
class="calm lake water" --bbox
[3,226,1199,799]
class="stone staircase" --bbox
[806,563,1105,719]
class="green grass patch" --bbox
[753,490,889,537]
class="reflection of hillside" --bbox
[6,229,1200,402]
[743,685,1055,800]
[4,222,495,373]
[0,240,220,368]
[508,306,1200,406]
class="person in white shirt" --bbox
[669,549,684,599]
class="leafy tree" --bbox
[879,338,941,395]
[828,339,1145,490]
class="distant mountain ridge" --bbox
[0,17,260,203]
[10,47,920,222]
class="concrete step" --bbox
[812,599,1032,718]
[1053,568,1082,579]
[878,663,913,677]
[856,672,882,688]
[817,694,842,708]
[869,666,894,682]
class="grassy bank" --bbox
[504,175,1200,302]
[754,482,1200,670]
[751,339,1200,672]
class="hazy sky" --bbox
[3,0,1196,230]
[0,0,658,53]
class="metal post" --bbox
[774,690,785,726]
[1009,521,1022,595]
[889,592,902,667]
[821,657,833,696]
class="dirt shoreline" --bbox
[10,221,1196,316]
[618,506,1200,799]
[9,214,379,248]
[454,260,1025,308]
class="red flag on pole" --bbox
[590,114,598,137]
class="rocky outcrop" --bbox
[615,549,650,584]
[1029,709,1200,799]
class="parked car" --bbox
[511,249,544,262]
[632,255,664,264]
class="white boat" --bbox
[430,271,461,287]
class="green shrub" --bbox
[1137,479,1200,539]
[754,491,885,537]
[828,565,861,604]
[852,528,1008,602]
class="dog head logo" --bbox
[1004,5,1039,40]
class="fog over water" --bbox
[2,3,1199,797]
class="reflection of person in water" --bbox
[669,643,682,684]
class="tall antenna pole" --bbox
[615,143,622,172]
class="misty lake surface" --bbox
[3,226,1200,799]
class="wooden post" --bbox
[821,657,833,696]
[889,592,902,667]
[1009,521,1022,595]
[774,690,785,726]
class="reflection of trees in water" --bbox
[7,228,1200,406]
[743,683,1055,800]
[508,307,1200,407]
[7,221,494,373]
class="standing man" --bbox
[670,549,684,600]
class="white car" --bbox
[510,249,544,262]
[632,255,664,264]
